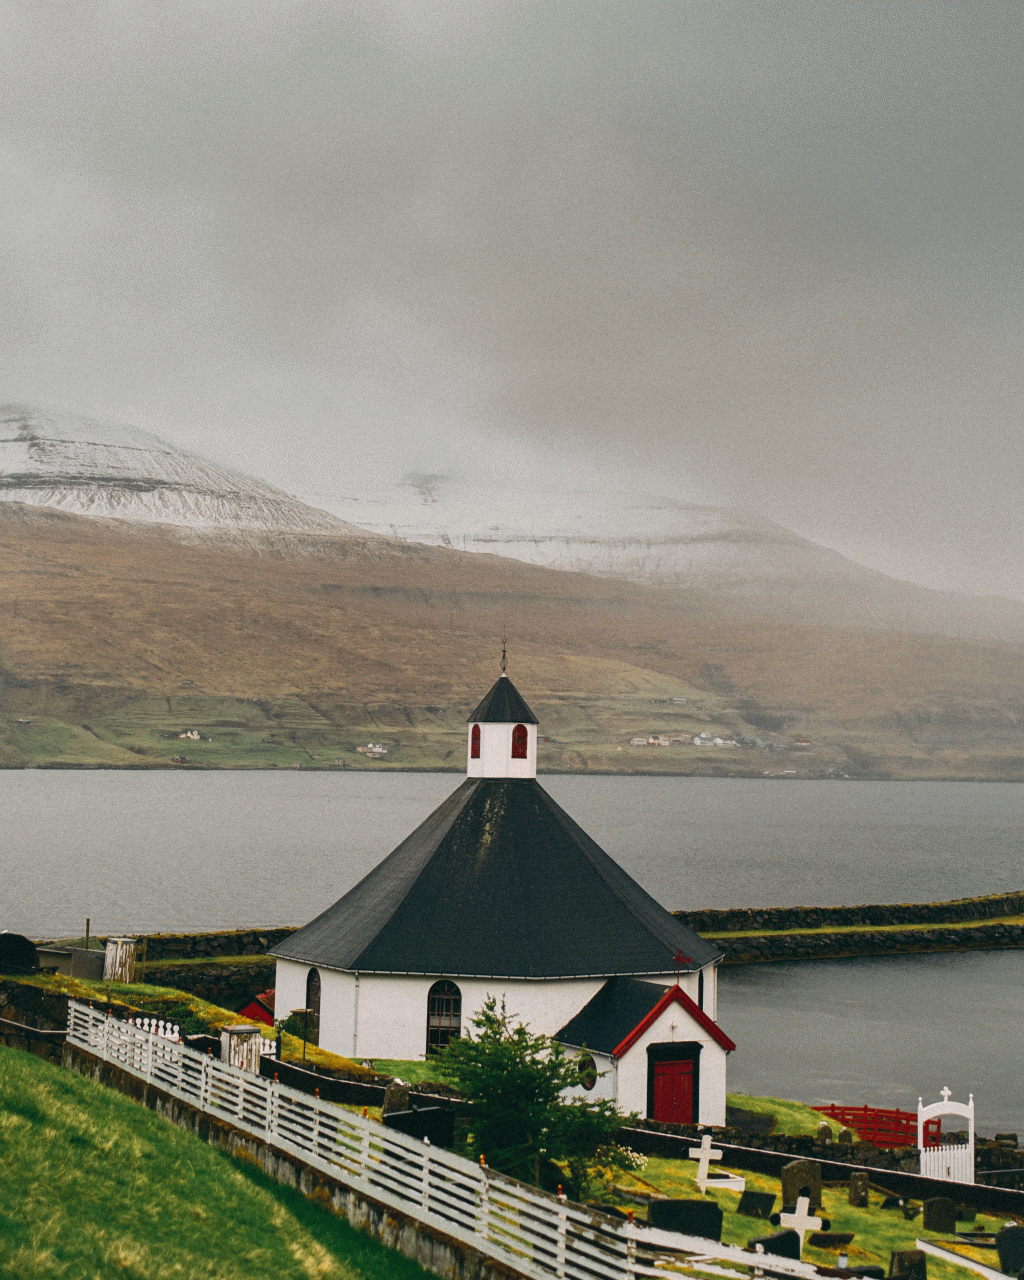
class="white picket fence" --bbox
[66,1001,831,1280]
[919,1144,974,1184]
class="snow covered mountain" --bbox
[326,470,889,593]
[0,403,372,539]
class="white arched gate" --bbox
[918,1087,975,1184]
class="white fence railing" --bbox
[67,1001,831,1280]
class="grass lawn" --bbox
[363,1059,447,1086]
[613,1156,1004,1280]
[727,1092,843,1137]
[0,1045,432,1280]
[11,971,377,1078]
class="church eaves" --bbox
[271,777,723,978]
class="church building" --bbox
[271,666,735,1125]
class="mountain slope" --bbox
[0,403,378,539]
[2,501,1022,779]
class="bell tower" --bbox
[466,646,539,779]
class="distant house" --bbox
[239,988,275,1028]
[630,736,648,746]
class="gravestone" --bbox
[747,1230,801,1260]
[381,1081,411,1116]
[382,1106,454,1148]
[781,1159,822,1211]
[817,1122,833,1144]
[849,1172,870,1208]
[648,1199,723,1241]
[809,1233,855,1250]
[922,1198,956,1234]
[839,1127,855,1146]
[738,1190,776,1220]
[955,1204,977,1223]
[995,1226,1024,1277]
[888,1249,927,1280]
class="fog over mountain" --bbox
[3,5,1023,604]
[3,402,1022,644]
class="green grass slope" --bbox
[0,1044,430,1280]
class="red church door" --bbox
[652,1059,694,1124]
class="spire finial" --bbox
[500,635,508,674]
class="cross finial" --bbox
[500,635,508,673]
[941,1086,952,1103]
[674,949,691,983]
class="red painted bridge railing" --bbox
[813,1103,941,1148]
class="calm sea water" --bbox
[3,772,1021,1130]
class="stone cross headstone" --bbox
[922,1198,956,1233]
[849,1171,870,1207]
[888,1249,926,1280]
[779,1196,823,1252]
[648,1198,723,1241]
[781,1159,823,1211]
[689,1133,723,1192]
[995,1227,1024,1277]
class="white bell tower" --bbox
[466,646,539,780]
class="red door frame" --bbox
[647,1042,701,1123]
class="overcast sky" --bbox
[3,2,1023,599]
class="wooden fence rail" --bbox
[67,1001,832,1280]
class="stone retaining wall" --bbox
[138,927,297,962]
[710,920,1024,965]
[676,891,1024,934]
[142,959,276,1010]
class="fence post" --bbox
[555,1192,567,1279]
[267,1076,278,1143]
[476,1160,490,1241]
[625,1212,637,1280]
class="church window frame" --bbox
[471,724,481,759]
[426,979,462,1056]
[305,967,321,1048]
[511,723,528,759]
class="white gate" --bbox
[918,1087,974,1184]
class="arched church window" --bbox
[471,724,481,758]
[426,980,461,1055]
[578,1054,598,1091]
[511,723,528,759]
[305,968,321,1048]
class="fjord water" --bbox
[4,772,1022,1129]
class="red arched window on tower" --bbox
[470,724,481,758]
[511,724,528,759]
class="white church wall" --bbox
[614,1001,728,1125]
[466,721,537,779]
[560,1048,617,1105]
[275,959,356,1060]
[344,972,609,1061]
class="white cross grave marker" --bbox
[779,1196,822,1251]
[689,1133,722,1191]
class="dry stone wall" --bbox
[677,891,1024,934]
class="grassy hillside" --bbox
[0,1044,430,1280]
[2,503,1023,779]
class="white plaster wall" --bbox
[340,973,608,1061]
[466,722,537,779]
[614,1002,728,1125]
[560,1049,617,1105]
[275,959,357,1060]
